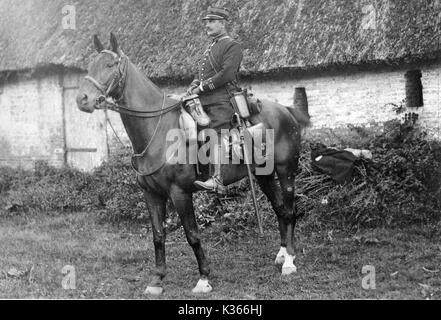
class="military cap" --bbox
[202,6,230,21]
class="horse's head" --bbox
[76,33,125,113]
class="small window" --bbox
[405,70,423,108]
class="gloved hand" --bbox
[191,86,202,95]
[186,80,201,96]
[186,86,197,95]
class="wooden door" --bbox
[63,75,108,171]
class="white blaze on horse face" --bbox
[275,247,287,265]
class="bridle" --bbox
[83,49,182,175]
[85,50,127,108]
[84,50,181,118]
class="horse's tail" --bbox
[287,105,312,128]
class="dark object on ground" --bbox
[310,143,358,184]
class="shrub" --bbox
[298,119,441,229]
[0,161,93,215]
[1,119,440,232]
[86,148,147,222]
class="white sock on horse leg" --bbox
[192,278,212,294]
[275,246,287,265]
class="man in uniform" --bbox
[187,6,244,193]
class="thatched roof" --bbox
[1,0,440,81]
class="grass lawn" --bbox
[0,211,440,299]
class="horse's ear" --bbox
[110,32,119,54]
[93,34,104,52]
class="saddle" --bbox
[178,90,262,130]
[177,91,266,172]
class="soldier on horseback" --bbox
[78,31,310,295]
[186,6,244,193]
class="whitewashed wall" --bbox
[0,61,439,170]
[0,72,107,170]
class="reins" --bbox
[101,98,181,118]
[130,91,167,176]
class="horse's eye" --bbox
[107,62,115,68]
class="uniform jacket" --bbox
[191,33,243,105]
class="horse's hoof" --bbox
[192,279,212,294]
[144,286,164,295]
[281,254,296,275]
[282,266,297,275]
[275,255,285,265]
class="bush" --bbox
[298,119,441,229]
[86,148,147,222]
[0,161,94,215]
[1,119,440,232]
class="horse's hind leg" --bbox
[275,163,298,275]
[255,173,288,263]
[255,163,298,275]
[142,190,168,295]
[170,185,211,294]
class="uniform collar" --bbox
[211,32,229,44]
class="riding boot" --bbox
[194,145,226,194]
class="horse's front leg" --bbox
[170,185,212,294]
[142,190,167,295]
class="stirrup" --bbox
[194,176,226,194]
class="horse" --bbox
[76,33,311,295]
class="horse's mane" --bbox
[124,59,179,111]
